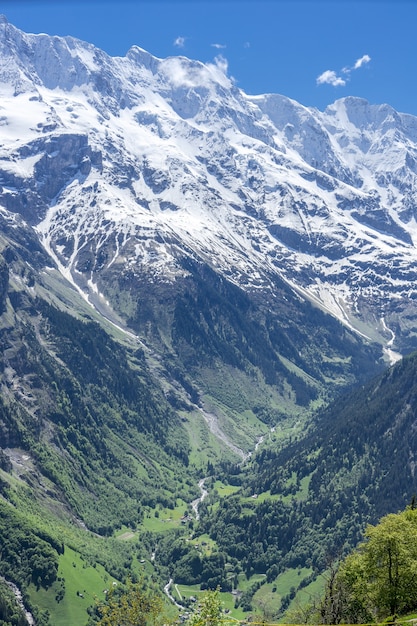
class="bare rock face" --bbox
[0,255,9,313]
[0,133,102,223]
[33,134,93,200]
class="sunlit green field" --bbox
[29,546,110,626]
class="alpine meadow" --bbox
[2,14,417,625]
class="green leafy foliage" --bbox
[196,352,417,616]
[0,500,62,591]
[320,507,417,622]
[184,588,231,626]
[0,217,399,626]
[93,580,164,626]
[0,298,193,534]
[153,533,230,591]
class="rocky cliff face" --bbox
[0,132,101,224]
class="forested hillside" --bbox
[245,350,417,518]
[194,351,417,617]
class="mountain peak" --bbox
[325,96,403,132]
[126,44,160,71]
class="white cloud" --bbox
[354,54,371,69]
[205,54,233,86]
[162,55,231,90]
[211,54,228,75]
[316,70,346,87]
[317,54,371,88]
[244,41,251,49]
[211,43,226,50]
[173,36,186,48]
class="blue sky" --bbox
[2,0,417,116]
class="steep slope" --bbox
[246,348,417,521]
[0,211,193,534]
[196,350,417,617]
[0,207,202,623]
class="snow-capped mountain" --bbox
[1,14,417,365]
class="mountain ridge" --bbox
[1,14,416,360]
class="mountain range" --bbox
[2,14,417,364]
[1,14,417,625]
